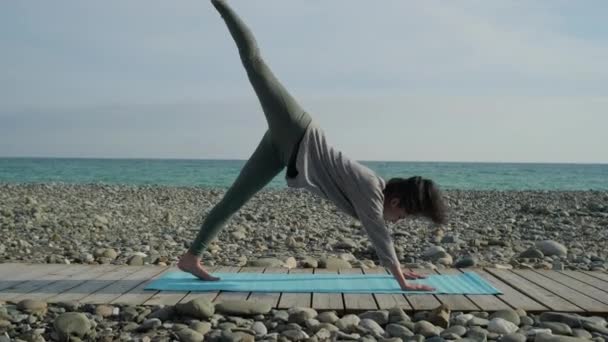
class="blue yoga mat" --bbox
[145,271,501,294]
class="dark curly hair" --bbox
[382,176,447,224]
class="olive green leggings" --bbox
[189,0,312,256]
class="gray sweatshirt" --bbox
[286,120,401,269]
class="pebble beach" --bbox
[1,183,607,341]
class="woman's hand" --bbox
[388,263,435,291]
[400,281,435,291]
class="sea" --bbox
[0,158,607,191]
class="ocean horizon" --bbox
[1,157,607,191]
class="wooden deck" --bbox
[1,263,607,313]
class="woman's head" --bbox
[382,176,447,224]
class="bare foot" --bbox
[178,252,221,281]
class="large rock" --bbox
[428,304,450,328]
[535,241,567,257]
[215,300,271,315]
[53,312,92,341]
[175,297,215,319]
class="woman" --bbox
[178,0,447,291]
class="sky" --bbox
[0,1,607,163]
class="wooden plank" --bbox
[312,268,344,311]
[0,263,71,291]
[13,264,119,302]
[560,270,608,292]
[247,267,288,308]
[448,269,511,311]
[80,266,167,304]
[340,268,378,312]
[404,268,442,311]
[534,270,608,306]
[0,263,26,279]
[476,269,547,312]
[512,269,608,313]
[363,267,411,311]
[50,265,146,303]
[108,265,172,305]
[213,267,249,303]
[486,269,583,312]
[431,268,480,311]
[178,266,226,304]
[583,271,608,283]
[277,268,312,309]
[0,264,93,301]
[145,266,219,306]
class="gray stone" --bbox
[388,307,411,323]
[315,328,332,340]
[336,314,361,333]
[334,237,358,249]
[281,329,309,341]
[583,322,608,335]
[499,333,527,342]
[127,255,144,266]
[468,317,490,327]
[454,255,477,268]
[139,318,162,332]
[359,310,390,325]
[540,322,573,336]
[571,329,593,339]
[466,328,488,342]
[489,310,521,326]
[425,337,446,342]
[176,328,205,342]
[16,299,47,315]
[521,316,535,326]
[149,306,176,321]
[386,324,414,339]
[53,312,92,341]
[320,257,352,270]
[359,318,385,336]
[247,258,284,267]
[176,297,215,319]
[519,248,544,259]
[535,241,568,257]
[94,304,115,318]
[404,335,425,342]
[539,313,594,328]
[452,314,474,326]
[488,318,519,335]
[441,325,467,338]
[188,321,211,335]
[534,332,589,342]
[413,320,440,337]
[251,321,268,336]
[120,306,139,321]
[317,311,339,324]
[288,307,318,324]
[215,300,271,316]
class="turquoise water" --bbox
[0,158,607,190]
